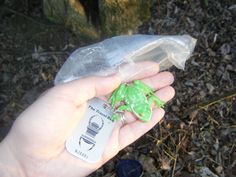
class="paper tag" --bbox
[66,97,115,163]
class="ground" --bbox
[0,0,235,177]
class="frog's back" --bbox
[125,86,147,104]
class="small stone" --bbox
[226,64,233,71]
[191,59,200,66]
[220,43,231,56]
[138,154,157,173]
[215,166,223,174]
[206,83,215,94]
[211,149,217,156]
[222,71,230,81]
[200,91,206,98]
[185,81,194,87]
[229,4,236,11]
[213,139,219,151]
[223,54,232,60]
[180,122,186,129]
[186,17,195,27]
[196,166,219,177]
[160,158,171,170]
[207,48,216,56]
[176,99,181,106]
[171,105,180,112]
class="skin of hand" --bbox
[0,62,175,177]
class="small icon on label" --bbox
[103,103,108,110]
[103,103,113,112]
[79,115,104,151]
[79,135,96,151]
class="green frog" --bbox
[109,80,165,122]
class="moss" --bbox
[44,0,99,41]
[99,0,154,36]
[66,1,100,41]
[43,0,68,24]
[44,0,154,40]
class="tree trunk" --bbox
[44,0,154,41]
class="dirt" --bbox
[0,0,235,177]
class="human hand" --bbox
[0,62,175,177]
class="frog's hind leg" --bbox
[111,114,121,121]
[148,95,165,108]
[132,103,152,122]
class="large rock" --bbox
[99,0,153,36]
[43,0,154,40]
[44,0,100,41]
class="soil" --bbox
[0,0,235,177]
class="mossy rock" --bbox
[99,0,154,36]
[44,0,99,41]
[44,0,154,40]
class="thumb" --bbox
[52,74,121,105]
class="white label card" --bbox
[66,97,116,163]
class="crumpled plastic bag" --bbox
[54,34,196,85]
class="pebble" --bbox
[206,83,215,94]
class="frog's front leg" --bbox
[109,83,127,107]
[148,95,165,108]
[133,80,155,96]
[111,105,132,121]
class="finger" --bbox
[51,74,121,106]
[119,108,165,150]
[155,86,175,102]
[142,71,174,90]
[119,61,159,82]
[122,86,175,124]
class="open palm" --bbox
[1,62,174,177]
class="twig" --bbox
[202,109,220,126]
[171,154,178,177]
[184,89,236,117]
[17,51,69,60]
[163,149,175,160]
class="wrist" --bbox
[0,139,25,177]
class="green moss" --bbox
[44,0,154,40]
[99,0,154,36]
[44,0,99,41]
[66,4,100,41]
[43,0,68,24]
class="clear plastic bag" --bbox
[54,34,196,85]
